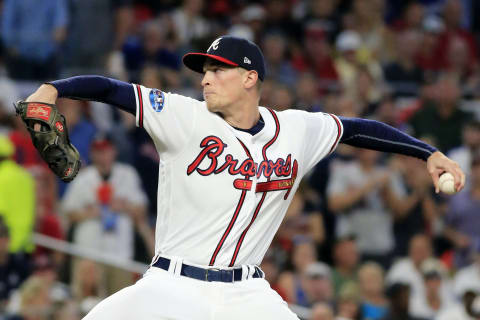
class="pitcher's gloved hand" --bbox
[14,101,81,182]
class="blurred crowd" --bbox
[0,0,480,319]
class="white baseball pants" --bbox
[83,265,299,320]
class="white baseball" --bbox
[439,172,456,195]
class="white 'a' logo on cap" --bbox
[207,38,221,52]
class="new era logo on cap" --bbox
[183,36,266,81]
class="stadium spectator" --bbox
[294,72,323,112]
[61,136,150,294]
[122,18,181,83]
[381,282,427,320]
[331,236,359,297]
[387,234,452,315]
[334,31,383,104]
[263,0,299,37]
[410,259,454,319]
[408,76,473,153]
[278,238,318,304]
[29,166,64,265]
[262,32,298,86]
[327,149,401,267]
[444,152,480,268]
[0,69,20,131]
[170,0,210,48]
[349,0,390,63]
[452,242,480,299]
[437,0,478,70]
[71,259,106,316]
[295,0,340,44]
[230,4,266,44]
[301,262,334,308]
[8,116,45,168]
[448,120,480,179]
[391,2,425,33]
[384,30,424,98]
[370,95,398,127]
[260,249,288,301]
[278,190,325,248]
[51,301,81,320]
[335,282,362,320]
[443,36,480,98]
[354,67,385,117]
[387,233,432,292]
[416,15,445,76]
[292,24,338,93]
[436,288,480,320]
[0,217,31,310]
[5,255,70,318]
[333,30,361,95]
[270,83,295,112]
[56,99,97,167]
[1,0,68,81]
[309,302,334,320]
[389,155,440,257]
[63,0,134,75]
[5,276,51,320]
[0,135,35,254]
[358,262,388,320]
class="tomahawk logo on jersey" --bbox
[133,84,343,267]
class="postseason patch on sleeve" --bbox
[149,89,165,112]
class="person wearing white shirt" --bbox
[453,254,480,299]
[436,289,480,320]
[410,260,454,319]
[387,234,453,315]
[447,120,480,182]
[61,136,150,293]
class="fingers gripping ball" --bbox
[438,172,457,195]
[14,101,81,182]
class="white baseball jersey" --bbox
[133,84,343,268]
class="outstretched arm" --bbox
[25,76,136,114]
[339,117,465,193]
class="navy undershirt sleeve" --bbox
[47,76,136,115]
[339,116,437,161]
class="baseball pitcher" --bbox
[20,36,465,319]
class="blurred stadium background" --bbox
[0,0,480,319]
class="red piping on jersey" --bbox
[262,109,280,161]
[229,192,267,267]
[135,84,143,128]
[237,138,253,159]
[209,190,247,266]
[229,108,280,267]
[328,114,342,154]
[235,138,255,186]
[209,138,253,266]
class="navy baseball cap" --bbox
[183,36,266,81]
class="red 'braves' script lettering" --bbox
[187,136,226,176]
[187,136,295,179]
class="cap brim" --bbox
[182,53,238,74]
